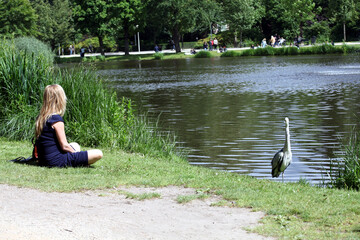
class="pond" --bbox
[94,54,360,184]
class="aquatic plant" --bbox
[328,131,360,190]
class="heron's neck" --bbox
[284,125,291,152]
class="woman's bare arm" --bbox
[52,121,75,153]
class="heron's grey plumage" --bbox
[271,117,292,181]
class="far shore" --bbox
[57,41,360,59]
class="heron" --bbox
[271,117,292,182]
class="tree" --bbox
[152,0,200,53]
[0,0,37,37]
[262,0,318,40]
[221,0,263,47]
[329,0,358,41]
[31,0,74,48]
[72,0,112,55]
[111,0,143,55]
[198,0,222,39]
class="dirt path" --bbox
[0,184,273,240]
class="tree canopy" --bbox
[1,0,360,52]
[0,0,37,37]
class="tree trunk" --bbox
[239,31,243,47]
[173,27,181,53]
[98,35,105,55]
[343,21,346,42]
[124,23,130,55]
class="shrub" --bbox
[97,55,106,61]
[153,52,164,60]
[13,37,54,65]
[221,50,241,57]
[194,50,212,58]
[242,49,255,56]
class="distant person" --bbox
[80,47,85,58]
[170,39,175,50]
[34,84,103,167]
[261,38,267,48]
[213,38,218,50]
[203,41,208,50]
[191,48,197,54]
[69,45,73,55]
[270,35,275,47]
[154,44,159,53]
[279,37,285,46]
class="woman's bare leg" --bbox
[87,149,103,165]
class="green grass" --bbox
[118,190,161,200]
[176,193,209,204]
[1,138,360,239]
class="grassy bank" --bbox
[1,138,360,239]
[55,44,359,64]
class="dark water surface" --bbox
[95,55,360,183]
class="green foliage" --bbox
[328,131,360,190]
[0,0,37,37]
[153,52,164,60]
[13,37,54,64]
[30,0,74,48]
[194,50,212,58]
[222,0,263,45]
[221,50,242,57]
[0,38,54,140]
[303,21,331,42]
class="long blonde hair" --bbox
[35,84,67,138]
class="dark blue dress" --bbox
[36,114,88,167]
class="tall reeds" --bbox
[0,38,182,158]
[328,131,360,190]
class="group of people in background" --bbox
[202,38,227,52]
[261,34,286,48]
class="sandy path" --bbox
[0,184,273,240]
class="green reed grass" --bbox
[328,131,360,190]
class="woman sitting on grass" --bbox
[35,84,103,167]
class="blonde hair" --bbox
[35,84,67,138]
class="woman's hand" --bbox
[52,121,75,153]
